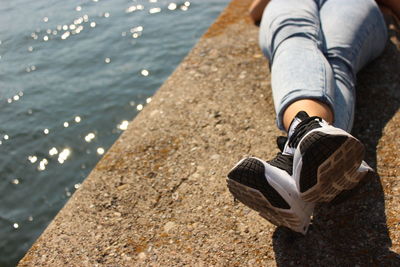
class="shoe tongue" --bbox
[282,141,295,155]
[276,136,294,155]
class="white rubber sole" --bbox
[227,157,314,234]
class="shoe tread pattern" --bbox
[226,158,305,232]
[299,132,365,202]
[227,178,302,231]
[228,158,289,209]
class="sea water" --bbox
[0,0,229,265]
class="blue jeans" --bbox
[259,0,387,132]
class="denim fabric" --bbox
[259,0,388,131]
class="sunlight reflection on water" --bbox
[0,0,229,265]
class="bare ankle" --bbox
[283,99,334,131]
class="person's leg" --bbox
[288,0,388,202]
[227,0,388,233]
[227,0,329,234]
[259,0,336,131]
[319,0,388,132]
[257,0,387,203]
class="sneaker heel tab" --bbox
[296,111,310,121]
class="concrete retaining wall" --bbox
[20,0,400,265]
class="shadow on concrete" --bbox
[272,21,400,265]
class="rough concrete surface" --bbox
[20,0,400,266]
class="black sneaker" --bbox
[226,138,315,234]
[288,111,367,202]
